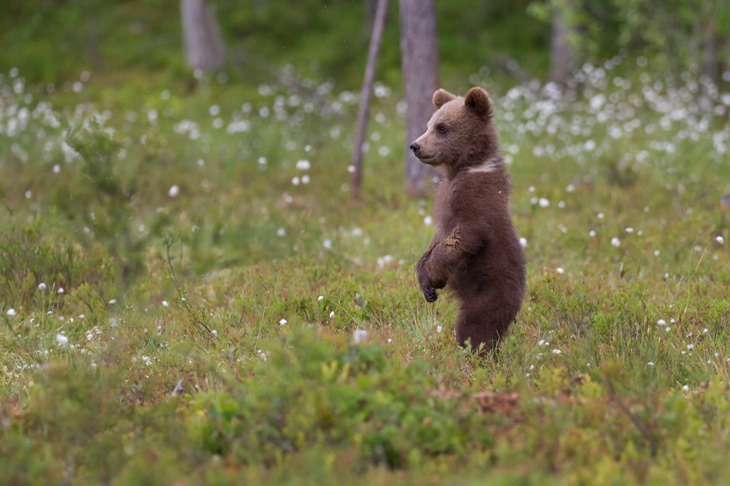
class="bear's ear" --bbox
[432,89,456,109]
[464,87,494,119]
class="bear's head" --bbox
[410,87,497,171]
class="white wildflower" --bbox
[353,329,370,344]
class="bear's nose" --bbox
[409,142,420,153]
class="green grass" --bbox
[1,43,730,486]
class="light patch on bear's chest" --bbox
[467,156,500,174]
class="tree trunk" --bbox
[703,18,719,83]
[351,0,389,201]
[181,0,225,72]
[399,0,440,195]
[549,0,574,85]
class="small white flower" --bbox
[142,356,152,366]
[597,212,604,219]
[162,300,169,307]
[654,250,661,257]
[6,308,17,317]
[296,159,311,171]
[424,215,433,226]
[387,338,393,343]
[279,319,288,326]
[56,334,69,348]
[647,361,655,366]
[665,326,671,332]
[702,328,709,335]
[682,385,689,392]
[538,197,550,208]
[329,311,335,319]
[519,237,527,248]
[38,282,47,291]
[353,329,370,344]
[556,267,565,274]
[716,236,725,245]
[552,349,561,355]
[277,227,286,237]
[301,175,310,185]
[108,299,117,305]
[687,344,694,350]
[611,237,621,248]
[291,176,300,186]
[625,227,634,233]
[211,329,217,337]
[436,325,443,333]
[657,319,666,326]
[58,287,65,294]
[589,230,596,237]
[168,185,180,197]
[323,239,332,250]
[317,295,324,302]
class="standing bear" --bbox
[410,87,526,355]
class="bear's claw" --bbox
[423,287,438,303]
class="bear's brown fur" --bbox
[410,87,526,354]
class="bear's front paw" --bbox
[422,285,438,303]
[418,274,438,302]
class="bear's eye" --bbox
[436,123,447,134]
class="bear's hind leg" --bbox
[454,303,514,356]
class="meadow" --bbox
[1,56,729,484]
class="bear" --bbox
[409,87,526,355]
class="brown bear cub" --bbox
[410,87,526,355]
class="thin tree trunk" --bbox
[703,18,718,83]
[351,0,389,201]
[181,0,225,72]
[399,0,440,195]
[549,0,574,85]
